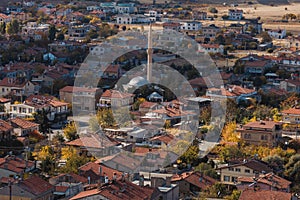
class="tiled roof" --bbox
[243,121,279,130]
[60,86,99,93]
[244,60,268,68]
[10,118,39,129]
[282,107,300,115]
[0,98,10,103]
[238,172,291,190]
[0,77,28,87]
[0,120,13,132]
[70,188,100,200]
[139,101,157,109]
[239,189,292,200]
[55,186,68,193]
[66,135,117,149]
[101,90,134,99]
[79,162,122,180]
[0,156,34,173]
[19,176,54,196]
[49,100,69,107]
[217,159,272,173]
[172,171,216,190]
[150,134,174,144]
[50,173,88,184]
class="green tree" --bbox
[180,145,199,165]
[195,163,218,179]
[48,25,57,41]
[0,22,6,34]
[33,108,50,134]
[225,190,241,200]
[263,155,284,174]
[56,32,65,41]
[285,154,300,183]
[63,121,79,141]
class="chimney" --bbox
[165,176,171,187]
[139,175,144,187]
[112,172,117,183]
[121,173,125,182]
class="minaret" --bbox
[147,24,153,82]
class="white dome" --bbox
[128,76,148,87]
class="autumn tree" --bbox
[221,122,239,143]
[60,146,89,173]
[32,145,56,174]
[63,121,79,141]
[285,154,300,183]
[195,162,218,179]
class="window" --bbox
[224,176,230,182]
[235,168,241,172]
[229,167,234,171]
[232,176,237,182]
[245,169,250,173]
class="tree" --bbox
[208,7,218,13]
[60,146,89,173]
[260,31,272,43]
[0,22,6,34]
[222,122,239,142]
[263,155,284,174]
[214,34,225,45]
[280,94,300,110]
[6,19,20,35]
[180,145,200,165]
[195,162,219,179]
[56,32,64,41]
[285,154,300,183]
[63,121,79,141]
[96,108,116,129]
[33,108,51,134]
[253,105,273,120]
[225,190,241,200]
[48,25,57,41]
[32,145,56,174]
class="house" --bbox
[243,19,263,34]
[0,155,35,179]
[78,162,122,184]
[0,176,54,200]
[206,85,257,103]
[192,11,207,20]
[280,79,300,93]
[281,107,300,135]
[0,13,11,23]
[243,60,272,75]
[238,188,292,200]
[0,98,10,113]
[202,24,221,39]
[228,9,243,20]
[65,134,120,158]
[49,173,87,199]
[163,22,181,32]
[21,22,50,41]
[0,120,12,142]
[180,21,202,31]
[115,3,135,14]
[216,159,273,185]
[199,44,224,54]
[70,177,158,200]
[267,29,286,39]
[98,89,134,108]
[237,172,291,192]
[59,86,102,113]
[10,95,69,126]
[10,117,39,137]
[171,171,216,198]
[0,77,35,98]
[101,64,122,79]
[237,120,282,147]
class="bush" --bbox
[208,7,218,13]
[267,48,273,53]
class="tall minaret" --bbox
[147,24,153,82]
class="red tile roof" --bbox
[101,90,134,99]
[66,135,117,149]
[0,98,10,103]
[60,86,100,93]
[150,134,174,145]
[172,171,216,190]
[243,120,279,130]
[10,118,39,129]
[79,162,122,180]
[282,107,300,115]
[239,189,292,200]
[19,176,54,196]
[0,120,12,132]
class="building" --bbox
[236,120,282,147]
[0,176,54,200]
[0,120,12,142]
[10,117,39,137]
[0,77,35,98]
[163,22,181,32]
[98,89,134,108]
[199,44,224,54]
[267,29,286,39]
[180,21,202,31]
[216,159,273,185]
[280,79,300,93]
[0,155,35,179]
[238,188,292,200]
[115,3,135,14]
[59,86,102,113]
[202,24,221,39]
[70,176,159,200]
[21,22,50,41]
[237,172,291,192]
[228,9,243,20]
[171,171,216,198]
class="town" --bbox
[0,0,299,200]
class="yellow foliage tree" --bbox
[221,122,240,142]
